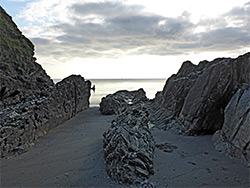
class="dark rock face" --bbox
[0,6,53,110]
[213,87,250,161]
[151,53,250,136]
[103,102,155,185]
[100,88,148,115]
[1,75,91,158]
[0,7,91,158]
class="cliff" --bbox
[0,6,53,110]
[0,7,91,158]
[213,87,250,161]
[150,52,250,161]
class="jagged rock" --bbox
[0,6,54,110]
[150,53,250,136]
[0,75,91,158]
[0,7,91,158]
[103,102,155,185]
[99,88,148,115]
[213,87,250,161]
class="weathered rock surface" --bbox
[213,87,250,161]
[0,7,53,110]
[0,75,91,158]
[0,7,91,158]
[103,102,155,186]
[100,88,148,115]
[150,52,250,161]
[151,53,250,136]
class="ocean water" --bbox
[53,79,166,107]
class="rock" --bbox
[150,53,250,136]
[103,102,155,185]
[0,7,91,158]
[213,87,250,161]
[99,88,148,115]
[0,6,54,110]
[0,75,91,158]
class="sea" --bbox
[53,79,166,107]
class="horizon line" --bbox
[53,78,167,80]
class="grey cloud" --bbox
[33,1,250,60]
[71,2,144,18]
[224,2,250,31]
[225,2,250,18]
[156,17,194,40]
[56,35,91,45]
[200,27,250,50]
[31,37,51,45]
[107,15,163,36]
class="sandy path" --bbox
[1,107,126,188]
[150,130,249,187]
[1,107,249,187]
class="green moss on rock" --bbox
[0,6,34,66]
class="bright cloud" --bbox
[4,0,250,78]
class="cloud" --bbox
[71,1,144,18]
[8,0,32,1]
[17,0,250,62]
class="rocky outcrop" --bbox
[0,6,53,110]
[0,75,91,158]
[213,87,250,161]
[100,88,148,115]
[103,102,155,186]
[0,7,91,158]
[151,53,250,136]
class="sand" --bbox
[1,107,249,187]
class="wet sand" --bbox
[150,130,249,187]
[1,107,249,187]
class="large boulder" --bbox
[103,103,155,185]
[213,87,250,161]
[150,53,250,136]
[100,88,148,115]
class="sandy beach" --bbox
[1,107,249,187]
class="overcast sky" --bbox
[1,0,250,79]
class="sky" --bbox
[1,0,250,79]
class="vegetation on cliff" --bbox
[0,6,53,110]
[0,6,34,67]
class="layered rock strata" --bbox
[151,53,249,135]
[103,102,155,185]
[0,7,91,158]
[100,88,148,115]
[150,52,250,161]
[213,87,250,162]
[0,7,53,110]
[1,75,91,158]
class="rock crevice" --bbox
[151,53,249,136]
[213,87,250,161]
[150,53,250,161]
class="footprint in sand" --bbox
[179,151,187,158]
[155,143,178,153]
[187,161,196,165]
[221,166,228,171]
[205,167,212,173]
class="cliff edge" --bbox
[0,6,54,110]
[0,7,91,158]
[150,53,250,161]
